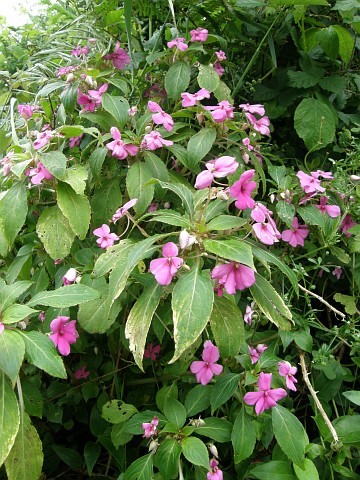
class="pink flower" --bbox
[18,104,36,119]
[244,302,255,325]
[190,28,208,42]
[26,162,53,185]
[33,130,52,150]
[207,458,223,480]
[244,372,287,415]
[278,361,298,391]
[211,262,256,295]
[57,65,75,77]
[245,113,270,136]
[148,101,174,132]
[281,217,309,247]
[249,344,267,364]
[213,62,224,76]
[74,365,90,380]
[311,170,334,180]
[149,242,183,285]
[144,343,161,361]
[253,220,281,245]
[0,322,4,335]
[190,340,223,385]
[93,224,119,249]
[49,316,78,356]
[63,268,77,286]
[142,416,159,438]
[316,197,341,218]
[77,83,108,113]
[112,198,138,223]
[195,170,214,189]
[230,169,257,210]
[340,214,357,237]
[103,42,131,70]
[69,134,84,148]
[106,127,138,160]
[167,37,188,51]
[195,156,238,189]
[215,50,226,61]
[205,100,234,123]
[141,131,173,150]
[332,267,342,280]
[38,312,46,322]
[239,103,265,116]
[181,88,210,107]
[71,45,89,56]
[148,203,158,213]
[296,171,325,194]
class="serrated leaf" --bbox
[101,400,138,424]
[0,183,27,256]
[156,439,181,479]
[36,206,75,260]
[89,147,108,178]
[288,70,322,88]
[57,182,91,239]
[164,398,187,428]
[92,240,135,278]
[0,331,25,384]
[0,373,20,466]
[334,293,357,315]
[214,80,232,103]
[297,205,324,227]
[203,238,255,269]
[331,25,355,65]
[198,64,220,92]
[206,215,247,231]
[165,61,191,99]
[232,408,256,463]
[2,304,38,324]
[210,373,240,412]
[40,151,67,180]
[126,162,154,216]
[187,128,217,169]
[0,281,32,313]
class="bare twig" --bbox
[298,284,346,319]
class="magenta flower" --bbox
[38,312,46,322]
[253,220,281,245]
[207,458,223,480]
[141,131,173,150]
[239,103,265,116]
[142,416,159,438]
[57,65,75,77]
[244,372,287,415]
[144,343,161,361]
[74,365,90,380]
[332,267,343,280]
[296,171,326,194]
[26,162,53,185]
[340,214,357,237]
[0,322,4,335]
[18,104,36,119]
[104,42,131,70]
[167,37,188,51]
[33,130,52,150]
[181,88,210,107]
[195,156,239,189]
[149,242,183,285]
[244,302,255,325]
[71,45,89,56]
[213,62,224,76]
[148,203,158,213]
[205,100,234,123]
[215,50,226,61]
[249,344,267,364]
[281,217,309,247]
[63,268,77,286]
[195,170,214,189]
[245,113,270,136]
[230,169,257,210]
[49,316,78,356]
[278,361,298,391]
[69,134,84,148]
[77,83,108,113]
[112,198,138,223]
[106,127,138,160]
[148,101,174,132]
[190,28,208,42]
[190,340,223,385]
[93,224,119,249]
[316,196,341,218]
[211,262,256,295]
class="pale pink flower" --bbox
[316,197,341,218]
[340,214,357,237]
[179,230,196,250]
[144,343,161,361]
[281,217,309,247]
[251,203,270,223]
[207,458,223,480]
[128,106,138,116]
[244,372,287,415]
[141,131,173,150]
[190,340,223,385]
[205,100,234,123]
[296,171,325,194]
[49,316,78,356]
[190,28,208,42]
[239,103,265,116]
[230,169,257,210]
[148,101,174,132]
[215,50,226,61]
[33,130,52,150]
[167,37,188,51]
[311,170,334,180]
[63,268,77,286]
[69,134,84,148]
[244,302,255,325]
[213,62,224,76]
[278,361,298,391]
[93,224,119,249]
[18,104,36,119]
[57,65,75,77]
[149,242,183,285]
[211,262,256,295]
[26,162,53,184]
[0,322,4,334]
[332,267,343,280]
[257,344,267,354]
[253,220,281,245]
[242,137,254,151]
[103,42,131,70]
[74,365,90,380]
[142,416,159,438]
[106,127,138,160]
[195,170,214,189]
[245,113,270,136]
[195,156,238,189]
[112,198,138,223]
[148,203,158,212]
[181,88,210,107]
[71,45,89,56]
[249,344,267,364]
[77,83,108,113]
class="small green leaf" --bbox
[126,162,154,216]
[206,215,247,231]
[203,238,255,269]
[210,373,240,412]
[181,437,209,469]
[157,180,194,215]
[331,25,355,65]
[102,94,130,127]
[36,206,75,260]
[148,210,193,229]
[91,178,122,226]
[0,183,27,256]
[232,408,256,463]
[334,293,357,315]
[165,61,191,99]
[185,384,212,416]
[92,240,135,278]
[293,458,320,480]
[0,373,20,466]
[276,201,295,227]
[61,165,88,195]
[164,398,187,428]
[89,147,108,178]
[84,442,101,477]
[342,391,360,406]
[187,127,217,169]
[251,460,295,480]
[198,64,220,92]
[0,281,32,313]
[123,454,153,480]
[27,284,100,308]
[156,438,181,479]
[101,400,138,424]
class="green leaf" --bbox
[57,183,91,239]
[0,281,32,313]
[232,408,256,463]
[59,125,84,138]
[0,331,25,384]
[16,331,66,378]
[293,330,313,352]
[203,238,255,269]
[2,305,38,324]
[270,0,327,4]
[181,437,209,469]
[89,147,108,178]
[148,210,193,229]
[81,112,114,131]
[102,94,129,127]
[165,61,191,99]
[123,454,153,480]
[36,206,75,260]
[272,405,307,466]
[250,275,293,330]
[325,415,360,446]
[91,178,122,226]
[171,269,214,363]
[294,98,336,151]
[156,438,181,479]
[251,460,295,480]
[40,151,67,180]
[78,285,120,334]
[334,293,357,315]
[210,296,245,357]
[297,205,324,228]
[195,417,232,443]
[60,82,78,113]
[92,240,135,278]
[111,423,133,448]
[101,400,138,424]
[166,144,191,170]
[187,128,217,169]
[125,281,162,370]
[164,398,187,428]
[198,64,220,92]
[144,152,169,183]
[276,201,295,228]
[185,384,212,416]
[213,80,232,103]
[206,215,247,231]
[0,373,20,466]
[61,165,88,195]
[157,180,194,215]
[342,391,360,406]
[0,183,27,256]
[210,373,240,412]
[52,446,82,468]
[293,458,320,480]
[27,284,100,308]
[108,78,129,95]
[288,70,322,88]
[84,442,101,477]
[331,25,355,65]
[126,162,154,216]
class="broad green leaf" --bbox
[91,178,122,226]
[60,82,77,113]
[0,281,32,313]
[181,436,209,469]
[342,391,360,406]
[27,284,100,308]
[148,210,193,229]
[210,373,241,412]
[276,201,295,227]
[123,454,153,480]
[293,330,313,352]
[325,415,360,446]
[272,405,307,466]
[111,423,133,448]
[102,94,130,127]
[89,147,108,178]
[214,80,232,102]
[0,373,20,466]
[36,206,75,260]
[251,460,295,480]
[187,127,217,169]
[288,70,323,88]
[108,77,129,95]
[297,205,324,228]
[61,165,88,195]
[293,458,319,480]
[101,400,138,424]
[185,384,212,416]
[144,152,169,183]
[164,398,187,428]
[5,412,43,480]
[2,304,38,324]
[195,417,232,443]
[92,240,135,278]
[210,296,244,357]
[59,125,84,137]
[57,182,91,239]
[77,285,120,334]
[156,438,181,479]
[157,180,194,215]
[126,162,154,216]
[203,238,255,269]
[36,81,66,97]
[0,331,25,384]
[232,408,256,463]
[84,442,101,477]
[250,275,293,330]
[125,281,162,370]
[331,25,355,65]
[81,112,114,131]
[0,183,27,256]
[171,269,214,363]
[165,61,191,99]
[167,144,191,170]
[52,446,82,468]
[198,64,220,92]
[334,293,357,315]
[40,151,67,180]
[16,331,66,378]
[156,384,178,413]
[206,215,247,231]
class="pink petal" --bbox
[162,242,178,257]
[243,391,263,406]
[268,388,287,402]
[258,372,272,391]
[202,342,220,363]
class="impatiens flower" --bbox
[211,262,256,295]
[71,45,89,56]
[195,156,239,189]
[26,162,53,185]
[239,103,265,116]
[69,134,84,148]
[179,230,196,249]
[296,171,326,194]
[77,83,108,113]
[340,214,357,237]
[213,62,224,76]
[148,101,174,132]
[278,361,298,391]
[142,416,159,438]
[249,344,267,364]
[195,170,214,189]
[190,27,208,42]
[148,203,158,212]
[245,113,270,136]
[112,198,138,223]
[18,104,36,119]
[316,196,341,218]
[74,365,90,380]
[215,50,226,61]
[141,130,173,150]
[103,42,131,70]
[33,130,52,150]
[63,268,77,286]
[167,37,188,51]
[57,65,75,77]
[230,169,257,210]
[332,267,342,280]
[144,343,161,361]
[253,220,281,245]
[311,170,334,180]
[0,322,4,335]
[244,372,287,415]
[49,316,78,356]
[205,100,234,123]
[207,458,223,480]
[128,106,138,116]
[281,217,309,247]
[93,224,119,249]
[106,127,138,160]
[181,88,210,107]
[190,340,223,385]
[38,312,46,322]
[244,302,255,325]
[149,242,183,285]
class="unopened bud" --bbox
[144,125,152,133]
[148,440,159,452]
[269,194,275,204]
[217,189,229,201]
[196,112,205,124]
[2,164,11,176]
[163,202,171,209]
[128,106,138,116]
[85,76,94,87]
[179,230,196,249]
[350,175,360,181]
[66,73,75,83]
[209,444,218,458]
[88,37,97,44]
[242,153,250,164]
[190,417,206,427]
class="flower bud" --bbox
[164,202,171,209]
[179,230,196,249]
[85,76,94,87]
[128,106,138,116]
[269,194,276,203]
[217,189,229,201]
[66,73,75,83]
[242,153,250,164]
[148,440,159,452]
[144,125,152,133]
[350,175,360,181]
[209,444,218,458]
[2,164,11,176]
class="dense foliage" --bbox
[0,1,359,479]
